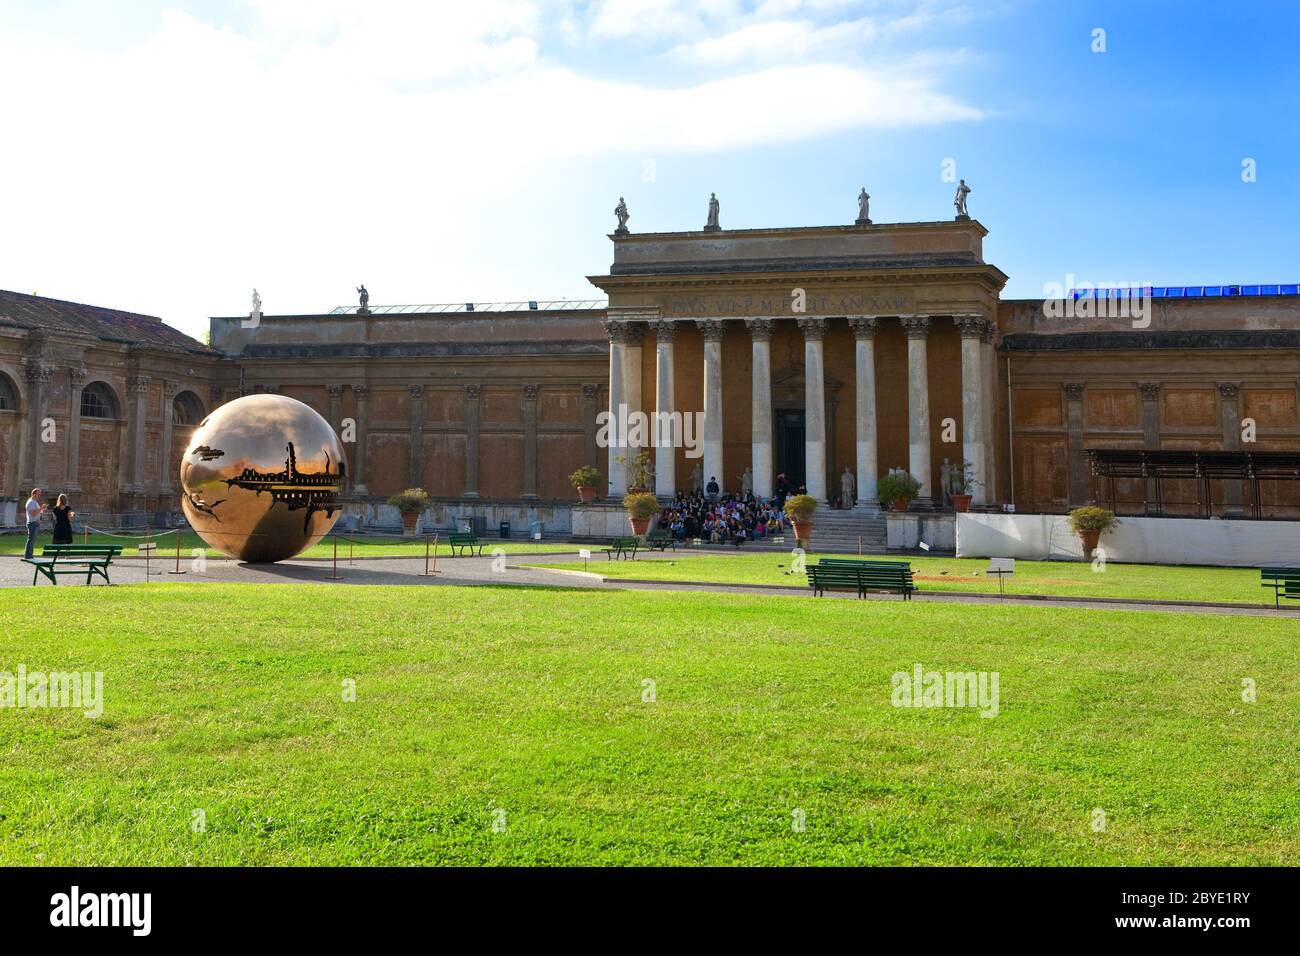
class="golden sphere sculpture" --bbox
[179,394,347,563]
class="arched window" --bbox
[173,391,204,426]
[80,382,118,419]
[0,374,17,411]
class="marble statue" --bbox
[739,467,752,497]
[857,187,870,223]
[954,179,971,219]
[940,458,955,504]
[840,467,855,509]
[705,192,720,230]
[357,284,370,313]
[691,462,703,494]
[614,197,629,234]
[251,289,262,315]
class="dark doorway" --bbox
[775,409,806,491]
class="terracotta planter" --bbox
[400,511,419,536]
[951,493,972,513]
[1078,529,1101,557]
[629,516,652,536]
[893,498,911,512]
[791,520,813,547]
[576,485,597,504]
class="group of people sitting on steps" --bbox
[657,491,790,546]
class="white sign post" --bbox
[987,557,1015,599]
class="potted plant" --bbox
[569,464,602,505]
[1067,506,1118,558]
[387,487,430,534]
[617,450,655,494]
[782,494,818,548]
[878,472,921,512]
[622,491,659,537]
[949,460,979,513]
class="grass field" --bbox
[1,583,1295,865]
[539,553,1276,605]
[0,530,578,559]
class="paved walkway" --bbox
[3,551,1298,618]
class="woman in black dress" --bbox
[51,494,75,545]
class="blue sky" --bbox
[1,0,1296,338]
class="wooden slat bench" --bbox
[646,530,676,552]
[446,533,485,556]
[807,559,915,600]
[604,537,640,560]
[23,545,124,586]
[1260,566,1300,608]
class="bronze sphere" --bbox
[179,394,347,563]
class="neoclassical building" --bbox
[3,206,1299,528]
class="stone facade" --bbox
[3,213,1298,523]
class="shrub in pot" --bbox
[569,464,602,504]
[878,472,921,512]
[1067,506,1118,558]
[617,451,655,493]
[387,487,430,534]
[622,491,659,537]
[782,494,818,548]
[949,459,979,513]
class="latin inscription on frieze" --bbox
[662,290,913,318]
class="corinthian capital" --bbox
[797,317,828,341]
[744,318,775,341]
[603,321,644,345]
[696,320,727,342]
[847,316,880,340]
[899,315,931,339]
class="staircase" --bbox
[746,505,889,553]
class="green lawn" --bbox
[0,530,577,559]
[539,553,1275,605]
[0,583,1295,865]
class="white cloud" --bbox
[0,2,985,336]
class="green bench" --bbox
[604,537,640,560]
[646,530,676,552]
[1260,566,1300,608]
[807,558,915,600]
[447,533,485,556]
[22,545,124,586]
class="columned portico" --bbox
[745,319,774,498]
[955,315,989,506]
[697,320,726,493]
[900,315,932,507]
[604,320,643,496]
[848,316,879,506]
[649,320,677,497]
[798,318,828,502]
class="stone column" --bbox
[351,384,369,495]
[19,362,51,490]
[64,366,84,492]
[326,384,343,433]
[126,374,151,498]
[745,319,774,499]
[522,384,539,498]
[408,384,426,489]
[1064,383,1088,507]
[697,320,726,494]
[798,318,828,502]
[1218,382,1243,514]
[649,320,677,498]
[1139,382,1161,512]
[604,321,643,497]
[955,316,988,506]
[900,316,933,506]
[159,380,177,496]
[848,317,879,506]
[581,384,601,474]
[980,324,998,503]
[463,384,480,497]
